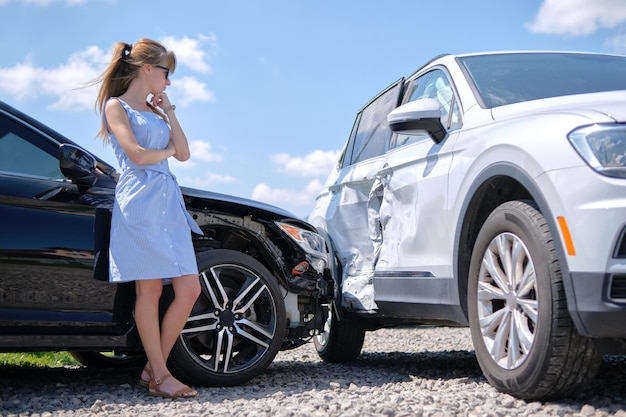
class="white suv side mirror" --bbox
[387,98,447,143]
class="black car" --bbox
[0,100,332,386]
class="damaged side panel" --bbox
[320,136,456,313]
[310,77,409,312]
[376,139,450,275]
[320,159,384,311]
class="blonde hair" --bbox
[93,38,176,141]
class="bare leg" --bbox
[160,274,201,360]
[134,279,169,381]
[137,274,201,397]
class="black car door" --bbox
[0,111,131,336]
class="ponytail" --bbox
[91,39,176,142]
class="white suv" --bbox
[309,51,626,400]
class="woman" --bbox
[94,38,202,399]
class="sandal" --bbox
[138,365,152,388]
[149,373,198,399]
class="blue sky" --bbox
[2,0,626,216]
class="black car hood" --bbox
[181,186,298,220]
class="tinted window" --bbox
[0,118,63,178]
[343,79,403,166]
[459,52,626,108]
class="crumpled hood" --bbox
[181,186,298,220]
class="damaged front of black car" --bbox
[178,187,334,386]
[0,99,332,388]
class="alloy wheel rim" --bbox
[180,263,278,374]
[477,232,539,369]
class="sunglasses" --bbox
[154,65,170,80]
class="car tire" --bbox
[69,351,146,368]
[467,200,601,400]
[167,249,286,387]
[313,303,365,362]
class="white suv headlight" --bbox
[568,124,626,178]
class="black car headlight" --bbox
[568,124,626,178]
[276,222,328,273]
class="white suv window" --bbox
[340,79,403,167]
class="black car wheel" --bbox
[468,200,601,399]
[313,302,365,362]
[168,249,286,386]
[69,351,146,368]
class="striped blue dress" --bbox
[106,99,202,283]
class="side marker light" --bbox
[557,216,576,256]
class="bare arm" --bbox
[105,99,175,165]
[151,93,191,162]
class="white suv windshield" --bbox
[458,52,626,108]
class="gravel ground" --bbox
[1,327,625,417]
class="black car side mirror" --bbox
[59,144,97,186]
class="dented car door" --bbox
[372,69,463,316]
[311,79,403,311]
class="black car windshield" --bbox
[458,52,626,109]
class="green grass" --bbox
[0,351,79,367]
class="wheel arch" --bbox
[191,212,293,291]
[196,226,288,288]
[453,163,572,321]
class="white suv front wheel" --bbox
[314,302,365,362]
[468,200,601,400]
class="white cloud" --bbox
[0,47,105,110]
[604,33,626,54]
[0,58,41,100]
[189,140,223,163]
[527,0,626,36]
[170,138,234,191]
[1,0,93,5]
[162,33,217,74]
[178,172,237,189]
[45,46,106,111]
[271,149,340,177]
[0,34,216,110]
[251,179,323,209]
[24,0,82,4]
[175,76,216,106]
[169,140,223,169]
[250,149,339,211]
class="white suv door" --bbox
[372,69,462,308]
[310,79,403,311]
